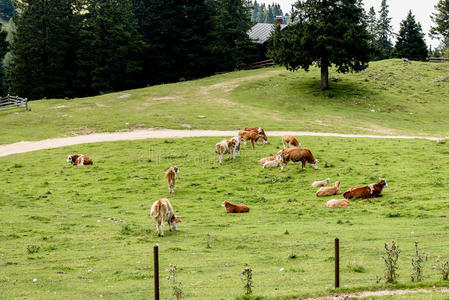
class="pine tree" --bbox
[257,3,265,22]
[9,0,82,99]
[366,6,381,60]
[0,29,8,95]
[393,11,428,61]
[252,0,259,23]
[265,4,274,23]
[430,0,449,49]
[0,0,14,21]
[377,0,393,59]
[75,0,145,96]
[268,0,371,90]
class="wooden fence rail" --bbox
[429,57,449,63]
[0,95,29,112]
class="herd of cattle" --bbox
[65,127,387,237]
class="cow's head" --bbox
[379,178,388,187]
[334,181,341,191]
[221,201,229,207]
[174,166,179,174]
[326,178,331,184]
[66,155,73,163]
[310,159,319,170]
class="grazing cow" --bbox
[244,127,268,143]
[215,139,236,164]
[150,198,182,237]
[165,166,179,193]
[263,156,281,168]
[66,154,93,166]
[316,181,341,197]
[343,179,388,199]
[221,201,250,213]
[278,148,318,170]
[230,136,242,158]
[258,155,278,165]
[282,135,301,148]
[312,178,331,187]
[238,131,265,149]
[325,199,349,209]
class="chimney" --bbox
[275,16,283,25]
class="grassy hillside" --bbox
[0,59,448,145]
[1,136,449,299]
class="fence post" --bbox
[154,244,159,300]
[334,238,340,288]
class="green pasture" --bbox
[0,59,448,144]
[1,136,449,299]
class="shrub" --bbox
[383,240,400,283]
[411,241,427,282]
[241,267,253,295]
[26,245,40,254]
[167,264,183,300]
[433,257,449,280]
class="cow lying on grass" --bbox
[244,127,268,143]
[215,139,236,164]
[165,166,179,193]
[150,198,181,237]
[263,157,281,168]
[326,199,349,208]
[238,131,266,149]
[312,178,331,187]
[282,135,301,148]
[258,155,278,165]
[343,179,388,199]
[66,154,93,166]
[278,148,318,170]
[316,181,341,197]
[221,201,250,213]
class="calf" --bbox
[150,198,182,237]
[244,127,268,143]
[278,148,318,170]
[316,181,341,197]
[343,179,388,199]
[165,166,179,193]
[230,136,242,158]
[282,135,301,148]
[258,155,278,165]
[66,154,93,166]
[263,157,281,168]
[312,178,331,187]
[221,201,250,213]
[215,139,236,164]
[238,131,265,149]
[325,199,349,209]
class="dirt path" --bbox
[305,287,449,299]
[0,128,445,158]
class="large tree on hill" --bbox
[0,29,8,95]
[376,0,393,59]
[430,0,449,49]
[268,0,371,90]
[0,0,14,21]
[392,11,428,61]
[74,0,145,96]
[366,6,381,60]
[9,0,82,99]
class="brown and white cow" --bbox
[230,136,242,158]
[263,157,281,168]
[165,166,179,193]
[325,199,349,209]
[150,198,182,237]
[215,139,236,164]
[316,181,341,197]
[221,201,250,213]
[282,135,301,148]
[343,179,388,199]
[244,127,268,143]
[66,154,93,166]
[258,155,278,165]
[278,148,318,170]
[238,131,265,149]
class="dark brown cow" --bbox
[343,179,388,199]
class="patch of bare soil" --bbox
[305,287,449,299]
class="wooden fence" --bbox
[429,57,449,63]
[0,95,29,112]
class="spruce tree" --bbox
[0,29,8,95]
[366,6,380,60]
[252,0,259,23]
[0,0,14,21]
[377,0,393,59]
[393,11,428,61]
[75,0,145,96]
[268,0,370,90]
[430,0,449,49]
[9,0,81,99]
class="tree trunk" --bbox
[320,59,329,90]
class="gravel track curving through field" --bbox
[305,287,449,299]
[0,128,446,158]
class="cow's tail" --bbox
[151,203,161,219]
